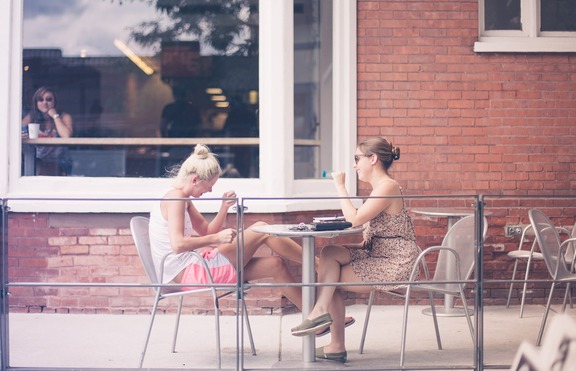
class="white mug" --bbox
[28,123,40,139]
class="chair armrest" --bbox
[411,245,463,281]
[559,237,576,272]
[517,225,534,249]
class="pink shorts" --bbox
[180,249,237,291]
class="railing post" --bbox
[0,199,9,371]
[475,195,485,371]
[235,202,248,371]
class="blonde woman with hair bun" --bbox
[149,144,304,309]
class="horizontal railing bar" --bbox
[22,137,321,146]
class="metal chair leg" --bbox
[214,292,222,369]
[562,282,572,312]
[506,259,520,308]
[519,247,537,318]
[359,289,375,354]
[171,296,184,353]
[427,291,442,351]
[536,282,556,346]
[242,298,256,356]
[399,287,413,366]
[459,287,475,345]
[139,293,162,368]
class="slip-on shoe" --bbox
[291,313,333,336]
[315,346,347,363]
[316,316,355,337]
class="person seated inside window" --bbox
[22,86,74,176]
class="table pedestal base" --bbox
[271,359,348,369]
[421,306,474,317]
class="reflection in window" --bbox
[541,0,576,32]
[22,0,259,178]
[484,0,521,31]
[294,0,332,179]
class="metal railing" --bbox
[1,194,575,370]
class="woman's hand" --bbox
[332,171,346,188]
[47,108,59,119]
[216,228,237,244]
[221,190,237,209]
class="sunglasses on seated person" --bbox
[354,154,372,164]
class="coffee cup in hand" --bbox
[28,123,40,139]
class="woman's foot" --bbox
[291,313,333,336]
[316,346,347,363]
[316,316,355,337]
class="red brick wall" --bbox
[356,0,576,305]
[7,211,366,315]
[355,0,576,307]
[357,0,576,196]
[7,203,575,314]
[6,1,576,315]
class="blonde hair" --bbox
[171,144,221,183]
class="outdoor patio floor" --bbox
[7,304,575,370]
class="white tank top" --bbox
[149,191,201,283]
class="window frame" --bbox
[1,0,357,213]
[474,0,576,53]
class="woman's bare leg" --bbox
[323,290,346,353]
[220,221,303,267]
[243,256,302,310]
[295,244,371,344]
[245,222,303,263]
[306,244,353,319]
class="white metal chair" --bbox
[130,216,255,368]
[506,224,544,317]
[507,221,576,317]
[359,215,488,366]
[528,209,576,346]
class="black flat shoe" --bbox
[316,346,347,363]
[291,313,333,336]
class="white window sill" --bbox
[6,176,354,213]
[474,37,576,53]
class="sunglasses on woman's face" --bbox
[354,154,372,164]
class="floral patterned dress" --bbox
[349,207,421,291]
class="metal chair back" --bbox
[529,209,572,281]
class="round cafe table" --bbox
[251,224,363,363]
[412,208,490,317]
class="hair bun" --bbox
[193,144,210,159]
[391,146,400,161]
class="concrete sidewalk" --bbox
[7,304,572,370]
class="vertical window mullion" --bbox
[259,0,294,196]
[332,0,357,195]
[522,0,539,37]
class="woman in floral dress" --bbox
[290,137,420,363]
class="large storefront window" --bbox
[5,0,356,212]
[21,0,260,178]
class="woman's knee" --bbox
[269,255,286,269]
[269,256,291,276]
[319,244,343,259]
[249,221,268,228]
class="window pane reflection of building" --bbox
[294,0,333,179]
[484,0,522,31]
[21,0,259,178]
[541,0,576,32]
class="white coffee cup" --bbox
[28,123,40,139]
